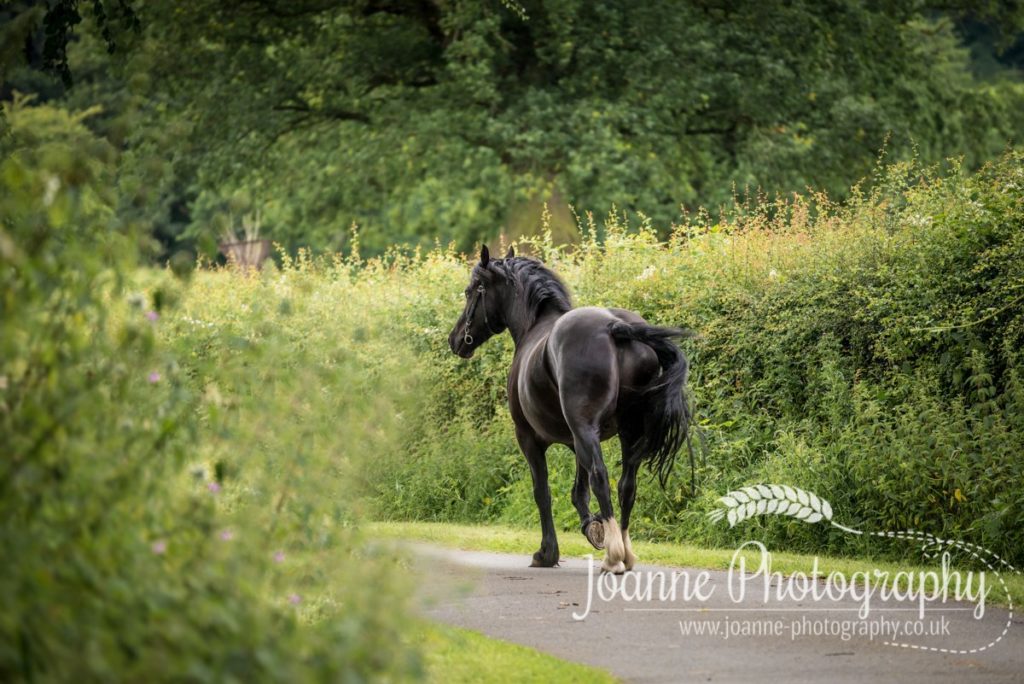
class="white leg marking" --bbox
[601,517,626,574]
[622,529,638,571]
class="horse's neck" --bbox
[507,302,565,349]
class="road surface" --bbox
[411,544,1022,683]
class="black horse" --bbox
[448,246,692,573]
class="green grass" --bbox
[415,624,618,684]
[368,520,1023,608]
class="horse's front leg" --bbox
[516,428,559,567]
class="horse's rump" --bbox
[608,321,694,487]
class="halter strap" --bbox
[463,284,500,345]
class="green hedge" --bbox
[164,153,1024,570]
[350,154,1024,566]
[1,98,420,680]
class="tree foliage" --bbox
[5,0,1023,255]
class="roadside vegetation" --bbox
[1,91,428,681]
[352,154,1024,571]
[147,148,1024,571]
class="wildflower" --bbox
[146,310,160,322]
[148,371,161,383]
[220,529,234,541]
[208,481,221,494]
[151,540,167,555]
[288,594,302,605]
[274,551,286,563]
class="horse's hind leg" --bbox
[515,427,559,567]
[557,342,624,573]
[570,427,626,573]
[570,454,603,550]
[617,419,644,571]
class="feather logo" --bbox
[708,484,833,527]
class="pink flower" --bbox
[148,371,161,383]
[145,310,159,322]
[288,594,301,605]
[274,551,286,563]
[207,481,221,494]
[151,540,167,555]
[219,529,234,541]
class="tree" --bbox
[6,0,1024,254]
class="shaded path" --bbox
[411,544,1022,683]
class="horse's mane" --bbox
[489,257,573,329]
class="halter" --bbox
[463,284,501,346]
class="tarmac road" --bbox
[411,544,1022,683]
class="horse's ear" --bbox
[505,246,514,259]
[480,245,490,266]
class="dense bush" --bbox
[305,153,1023,566]
[0,98,420,681]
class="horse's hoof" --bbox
[623,552,638,572]
[601,559,626,575]
[530,550,559,568]
[584,520,605,550]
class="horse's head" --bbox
[448,245,515,358]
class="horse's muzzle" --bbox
[448,331,475,359]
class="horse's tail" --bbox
[609,321,695,490]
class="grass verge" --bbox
[415,624,618,684]
[368,520,1022,608]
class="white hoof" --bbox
[601,559,626,575]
